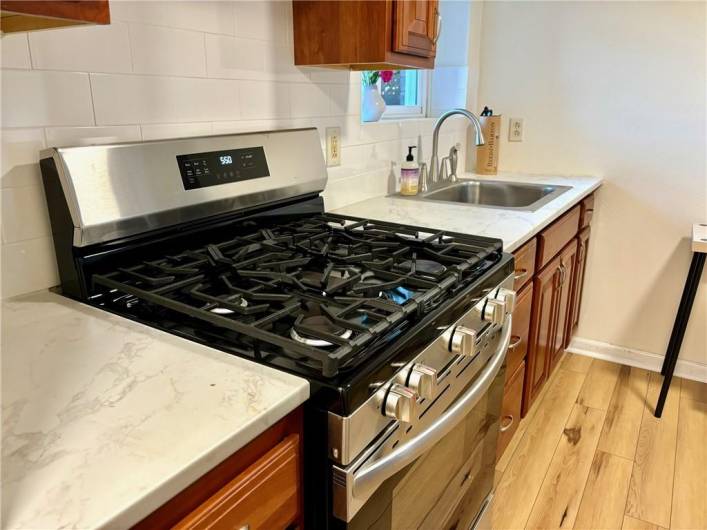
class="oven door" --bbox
[331,316,511,530]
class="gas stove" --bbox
[40,128,515,529]
[89,214,502,380]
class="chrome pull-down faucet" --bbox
[420,108,485,193]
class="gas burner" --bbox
[300,268,355,292]
[383,286,417,305]
[209,298,248,315]
[290,315,353,347]
[399,259,446,276]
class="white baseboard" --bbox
[567,337,707,383]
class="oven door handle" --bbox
[351,315,513,500]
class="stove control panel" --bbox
[176,146,270,190]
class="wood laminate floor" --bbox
[493,354,707,530]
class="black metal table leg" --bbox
[655,251,705,417]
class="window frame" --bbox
[375,70,430,120]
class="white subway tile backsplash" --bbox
[1,236,59,298]
[1,128,45,188]
[211,119,295,134]
[1,70,93,128]
[238,80,289,119]
[129,24,206,78]
[28,23,132,74]
[45,126,141,147]
[91,74,240,125]
[1,185,51,243]
[205,34,266,80]
[322,167,392,210]
[290,83,329,118]
[234,1,289,45]
[110,1,235,35]
[141,122,213,140]
[329,83,361,117]
[1,33,31,69]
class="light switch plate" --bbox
[509,118,524,142]
[326,127,341,166]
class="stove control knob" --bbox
[403,364,438,400]
[494,288,517,314]
[483,299,506,325]
[450,326,478,357]
[381,383,418,423]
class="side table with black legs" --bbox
[655,223,707,418]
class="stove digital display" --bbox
[176,147,269,190]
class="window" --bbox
[362,70,429,120]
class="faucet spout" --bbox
[428,108,485,188]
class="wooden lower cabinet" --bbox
[523,255,562,415]
[548,239,579,373]
[567,227,591,345]
[133,408,303,530]
[505,282,533,383]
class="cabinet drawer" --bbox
[580,193,595,229]
[536,205,580,270]
[506,282,533,381]
[175,434,300,530]
[497,360,525,461]
[512,237,537,291]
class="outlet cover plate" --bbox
[326,127,341,166]
[509,118,524,142]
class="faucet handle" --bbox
[449,145,459,182]
[418,162,429,193]
[440,157,450,182]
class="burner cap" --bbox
[399,259,446,276]
[290,315,353,347]
[209,298,248,315]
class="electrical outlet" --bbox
[326,127,341,166]
[509,118,524,142]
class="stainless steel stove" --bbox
[40,128,515,530]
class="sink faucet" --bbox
[421,108,485,193]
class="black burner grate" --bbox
[92,214,501,376]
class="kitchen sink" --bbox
[410,179,572,211]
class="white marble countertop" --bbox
[332,172,603,252]
[1,291,309,530]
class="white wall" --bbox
[0,0,468,299]
[476,1,706,367]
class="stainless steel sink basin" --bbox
[411,179,571,211]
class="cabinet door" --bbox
[567,227,591,344]
[523,255,561,415]
[505,282,533,383]
[175,434,301,530]
[393,0,439,57]
[549,239,578,373]
[1,0,110,32]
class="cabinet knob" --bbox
[450,326,477,356]
[380,383,418,423]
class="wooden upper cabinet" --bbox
[293,0,438,70]
[393,0,438,57]
[1,1,109,33]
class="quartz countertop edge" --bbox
[331,171,603,252]
[1,291,310,530]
